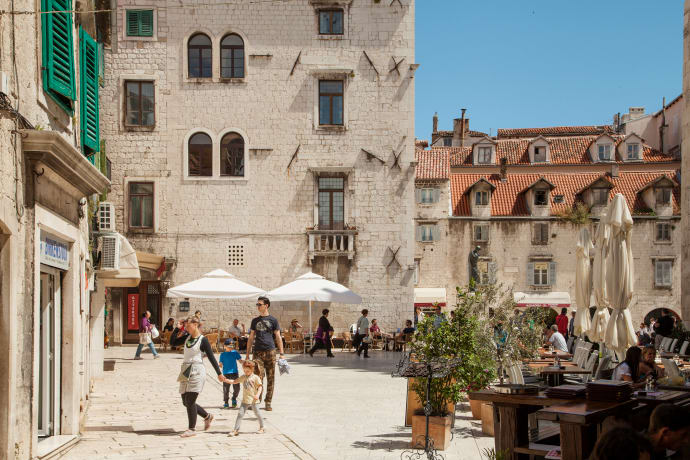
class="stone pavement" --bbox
[60,347,493,460]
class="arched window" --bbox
[220,132,244,177]
[188,33,212,78]
[220,34,244,78]
[188,132,212,176]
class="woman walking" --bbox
[309,309,335,358]
[134,311,159,360]
[170,316,226,437]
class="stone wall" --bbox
[682,0,690,325]
[103,1,416,334]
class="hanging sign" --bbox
[127,294,139,331]
[40,232,70,270]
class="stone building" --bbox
[100,0,416,342]
[0,1,110,458]
[415,113,681,326]
[682,0,690,324]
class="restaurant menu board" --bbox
[127,294,139,331]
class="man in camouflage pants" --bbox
[246,296,285,411]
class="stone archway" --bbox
[643,308,681,326]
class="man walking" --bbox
[353,309,370,358]
[555,307,569,340]
[246,297,284,411]
[568,310,575,339]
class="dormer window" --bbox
[477,147,492,164]
[475,191,489,206]
[534,190,548,206]
[655,187,672,205]
[593,188,608,206]
[534,146,547,163]
[627,143,640,160]
[443,137,452,147]
[598,144,612,161]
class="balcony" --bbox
[307,229,357,263]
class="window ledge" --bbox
[419,241,437,244]
[654,285,673,290]
[315,125,346,133]
[183,177,248,184]
[317,35,344,40]
[219,78,246,84]
[124,125,156,132]
[127,228,155,235]
[184,77,214,83]
[654,240,673,245]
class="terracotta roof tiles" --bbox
[415,149,449,181]
[497,125,614,139]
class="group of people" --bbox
[347,309,418,357]
[637,309,677,349]
[612,345,665,386]
[590,404,690,460]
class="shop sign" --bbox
[127,294,139,331]
[40,233,70,270]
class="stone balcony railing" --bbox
[307,229,357,263]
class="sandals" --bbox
[228,430,239,437]
[204,414,214,431]
[180,430,196,437]
[257,428,265,434]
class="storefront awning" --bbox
[97,234,140,287]
[414,288,447,304]
[135,251,165,272]
[514,291,571,308]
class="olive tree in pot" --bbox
[408,286,496,449]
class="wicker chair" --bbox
[205,332,220,353]
[160,331,172,351]
[341,331,353,352]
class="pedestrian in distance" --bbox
[227,360,265,436]
[219,339,242,408]
[555,307,569,340]
[309,309,335,357]
[245,296,285,411]
[353,309,370,358]
[170,316,225,437]
[228,318,247,351]
[134,311,159,360]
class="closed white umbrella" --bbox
[588,212,610,342]
[604,194,637,354]
[574,228,593,337]
[266,272,362,349]
[167,269,264,331]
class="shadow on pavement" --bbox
[285,351,405,376]
[351,439,411,451]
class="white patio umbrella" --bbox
[573,227,593,337]
[604,194,637,354]
[266,272,362,345]
[167,269,264,329]
[588,212,610,342]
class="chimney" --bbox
[432,112,438,133]
[460,108,467,147]
[500,158,508,182]
[610,164,619,178]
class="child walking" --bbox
[219,339,242,408]
[226,361,265,436]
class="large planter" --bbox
[411,414,452,451]
[468,396,482,420]
[481,402,494,436]
[406,378,455,427]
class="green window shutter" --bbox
[41,0,76,112]
[79,27,99,153]
[126,10,154,37]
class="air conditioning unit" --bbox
[98,202,116,232]
[99,234,120,270]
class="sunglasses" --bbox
[256,303,265,307]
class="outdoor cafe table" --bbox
[657,384,690,392]
[537,365,590,387]
[537,349,573,360]
[633,389,690,406]
[468,389,571,460]
[536,399,637,460]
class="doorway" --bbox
[121,281,162,344]
[38,266,61,437]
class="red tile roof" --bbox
[416,139,429,149]
[450,171,680,217]
[415,149,449,181]
[497,125,614,139]
[434,130,489,138]
[439,135,676,167]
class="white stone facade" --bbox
[102,0,416,338]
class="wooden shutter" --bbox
[140,10,154,37]
[415,188,422,204]
[42,0,76,105]
[431,225,440,242]
[488,262,497,284]
[549,262,557,285]
[432,188,441,203]
[415,225,422,242]
[527,262,534,285]
[79,28,100,153]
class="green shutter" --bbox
[126,10,153,37]
[79,27,99,153]
[41,0,76,112]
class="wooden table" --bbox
[538,365,590,386]
[657,384,690,392]
[538,349,573,359]
[536,399,637,460]
[633,389,690,406]
[469,390,570,460]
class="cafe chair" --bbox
[205,332,219,353]
[679,341,689,356]
[507,363,525,385]
[660,337,673,352]
[593,356,613,381]
[661,358,681,378]
[287,332,303,353]
[565,351,598,385]
[670,338,679,353]
[160,331,172,351]
[340,331,353,352]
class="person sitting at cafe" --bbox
[590,425,653,460]
[402,319,415,335]
[639,345,665,381]
[647,404,690,460]
[545,324,568,353]
[638,322,652,346]
[288,319,302,333]
[612,346,645,388]
[228,318,247,351]
[163,317,175,332]
[653,309,675,350]
[171,318,187,351]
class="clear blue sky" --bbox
[415,1,683,139]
